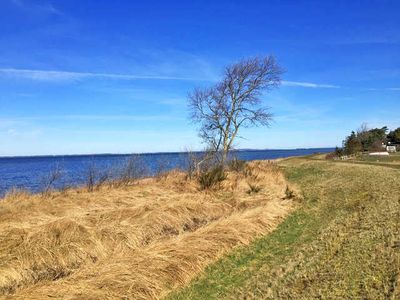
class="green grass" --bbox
[310,152,400,170]
[167,209,323,300]
[166,158,400,299]
[358,152,400,163]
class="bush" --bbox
[185,150,212,179]
[325,152,337,160]
[198,165,226,190]
[119,155,147,184]
[154,155,170,179]
[86,163,110,192]
[369,140,385,152]
[227,158,247,172]
[325,147,344,160]
[285,185,295,199]
[41,164,63,194]
[247,183,262,194]
[185,151,199,180]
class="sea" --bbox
[0,148,333,197]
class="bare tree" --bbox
[188,56,283,164]
[86,162,98,192]
[41,163,63,195]
[119,154,147,185]
[85,161,110,192]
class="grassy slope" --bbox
[0,162,295,299]
[167,157,400,299]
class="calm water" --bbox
[0,148,333,197]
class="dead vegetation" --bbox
[0,160,297,299]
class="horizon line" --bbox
[0,146,336,159]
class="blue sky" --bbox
[0,0,399,156]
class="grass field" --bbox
[0,161,297,299]
[311,152,400,170]
[357,152,400,164]
[1,157,398,299]
[167,157,400,299]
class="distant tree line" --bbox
[336,124,400,156]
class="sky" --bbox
[0,0,399,156]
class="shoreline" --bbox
[0,149,334,197]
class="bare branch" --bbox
[188,55,282,164]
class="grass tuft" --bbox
[198,165,227,190]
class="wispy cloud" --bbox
[368,87,400,91]
[0,115,183,122]
[282,80,340,89]
[11,0,61,15]
[0,68,342,89]
[0,68,209,82]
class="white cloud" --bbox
[0,114,183,122]
[0,68,208,82]
[363,87,400,91]
[1,127,42,139]
[281,80,340,89]
[7,128,17,135]
[0,68,343,90]
[11,0,61,15]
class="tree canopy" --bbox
[387,128,400,144]
[342,125,398,155]
[188,56,283,163]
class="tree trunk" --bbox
[221,150,227,166]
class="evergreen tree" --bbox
[343,131,362,155]
[387,127,400,144]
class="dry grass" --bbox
[0,161,295,299]
[168,157,400,299]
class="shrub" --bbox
[247,183,262,194]
[184,149,205,180]
[86,162,110,192]
[285,185,295,199]
[86,164,97,192]
[227,158,247,172]
[326,147,344,160]
[154,155,170,179]
[369,140,385,152]
[185,151,198,180]
[119,155,147,185]
[198,165,226,190]
[325,152,337,160]
[183,148,218,180]
[41,164,63,195]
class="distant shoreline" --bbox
[0,147,335,159]
[0,148,335,196]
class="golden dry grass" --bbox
[0,161,296,299]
